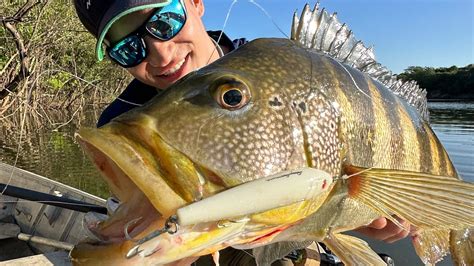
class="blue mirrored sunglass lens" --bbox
[146,0,186,40]
[109,36,146,66]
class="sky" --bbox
[202,0,473,74]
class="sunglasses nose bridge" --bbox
[143,36,175,68]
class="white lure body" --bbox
[176,168,333,226]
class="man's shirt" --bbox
[97,31,246,127]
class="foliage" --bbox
[1,0,132,115]
[398,65,474,100]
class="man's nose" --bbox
[144,36,174,68]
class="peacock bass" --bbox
[71,3,474,265]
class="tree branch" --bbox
[0,0,42,100]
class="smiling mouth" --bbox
[160,57,186,77]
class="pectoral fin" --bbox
[323,233,385,266]
[345,166,474,229]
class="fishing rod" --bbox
[0,183,107,214]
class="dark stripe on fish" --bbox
[424,123,443,175]
[423,122,457,177]
[393,96,422,171]
[368,79,401,169]
[417,122,434,174]
[435,133,448,176]
[340,64,376,168]
[409,107,434,174]
[440,141,456,177]
[321,55,375,168]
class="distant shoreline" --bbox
[397,65,473,103]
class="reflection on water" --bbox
[0,102,472,199]
[429,102,474,181]
[0,109,109,198]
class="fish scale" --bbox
[313,52,456,176]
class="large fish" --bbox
[71,4,474,266]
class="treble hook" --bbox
[126,215,179,259]
[124,217,143,242]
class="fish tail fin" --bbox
[323,233,385,266]
[450,228,474,266]
[345,166,474,229]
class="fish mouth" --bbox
[73,117,323,263]
[73,119,283,263]
[76,119,225,218]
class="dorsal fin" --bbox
[291,3,430,121]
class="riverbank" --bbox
[398,64,474,101]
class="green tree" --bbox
[398,64,474,100]
[1,0,132,115]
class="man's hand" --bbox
[354,217,412,243]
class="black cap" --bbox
[73,0,170,61]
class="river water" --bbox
[428,102,474,181]
[0,102,473,197]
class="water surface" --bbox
[429,102,474,181]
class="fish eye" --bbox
[214,81,250,110]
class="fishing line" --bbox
[116,97,143,107]
[241,249,255,259]
[340,167,374,180]
[0,67,113,196]
[206,0,239,65]
[332,54,399,112]
[207,0,289,65]
[195,113,224,155]
[334,57,401,119]
[1,100,28,195]
[247,0,288,39]
[334,60,371,100]
[52,108,81,131]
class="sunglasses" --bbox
[107,0,187,68]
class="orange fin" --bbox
[345,166,474,230]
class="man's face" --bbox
[107,0,219,89]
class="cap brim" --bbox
[95,0,172,61]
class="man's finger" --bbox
[383,219,411,243]
[367,217,388,229]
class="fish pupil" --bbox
[223,89,243,107]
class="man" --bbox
[73,0,410,264]
[74,0,240,127]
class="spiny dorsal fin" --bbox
[291,3,430,121]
